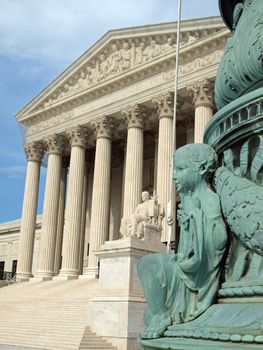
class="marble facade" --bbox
[0,17,230,282]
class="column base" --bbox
[16,274,32,283]
[80,267,99,279]
[33,270,54,282]
[54,268,79,280]
[53,274,79,281]
[29,276,53,282]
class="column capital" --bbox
[188,79,214,108]
[24,141,44,162]
[121,104,148,129]
[67,126,89,148]
[152,91,174,119]
[45,134,66,155]
[94,117,113,139]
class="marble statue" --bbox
[120,191,162,240]
[138,144,227,339]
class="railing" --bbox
[0,271,16,281]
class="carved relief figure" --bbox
[162,37,176,52]
[121,42,132,71]
[74,70,87,90]
[138,144,227,339]
[135,42,147,64]
[188,32,199,43]
[144,40,162,61]
[120,191,162,239]
[95,53,108,82]
[106,44,122,76]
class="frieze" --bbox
[162,50,223,82]
[27,110,75,136]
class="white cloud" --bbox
[0,165,26,178]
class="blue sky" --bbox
[0,0,220,223]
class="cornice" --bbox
[16,18,227,123]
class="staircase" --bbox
[0,278,115,350]
[79,327,117,349]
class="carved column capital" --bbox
[152,91,174,119]
[121,104,148,129]
[67,126,89,148]
[24,141,44,162]
[188,79,214,108]
[44,134,66,155]
[94,117,113,139]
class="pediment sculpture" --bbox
[120,191,163,241]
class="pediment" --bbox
[17,16,228,123]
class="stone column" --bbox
[120,141,127,220]
[78,156,89,274]
[85,118,112,278]
[189,79,214,143]
[152,92,174,242]
[53,160,68,276]
[35,135,65,280]
[57,126,88,280]
[153,130,158,194]
[16,142,44,282]
[121,105,146,218]
[186,123,194,144]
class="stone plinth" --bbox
[88,237,165,350]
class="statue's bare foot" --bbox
[140,312,172,339]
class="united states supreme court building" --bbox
[0,16,230,350]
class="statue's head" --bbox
[141,191,150,202]
[173,144,217,194]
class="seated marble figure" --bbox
[120,191,162,240]
[138,144,227,339]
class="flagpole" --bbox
[166,0,182,253]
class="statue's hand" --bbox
[177,206,188,227]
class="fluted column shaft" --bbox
[122,105,146,218]
[86,118,112,278]
[16,142,43,281]
[78,160,89,274]
[189,79,214,143]
[35,135,65,280]
[194,105,213,143]
[153,92,174,242]
[58,126,88,279]
[53,163,67,275]
[186,125,194,144]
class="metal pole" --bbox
[166,0,182,253]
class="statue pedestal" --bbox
[141,302,263,349]
[88,237,165,350]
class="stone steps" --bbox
[78,327,117,350]
[0,279,100,350]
